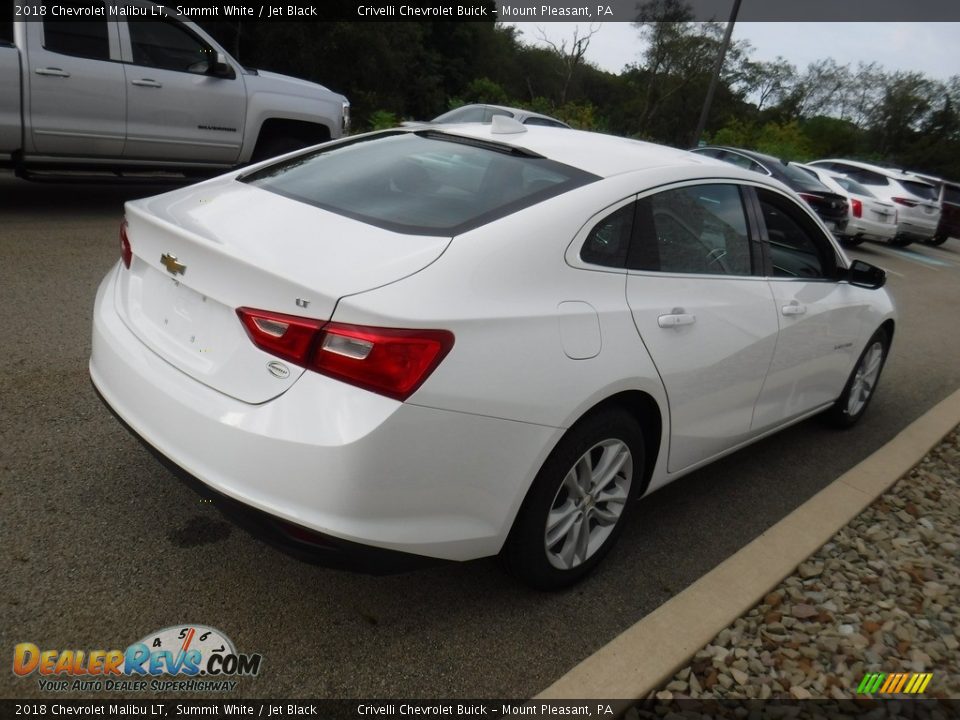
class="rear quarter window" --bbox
[241,131,597,236]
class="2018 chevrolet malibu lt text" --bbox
[90,120,895,589]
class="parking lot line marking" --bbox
[877,265,904,278]
[864,244,939,271]
[889,247,954,268]
[536,387,960,701]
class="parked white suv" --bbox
[792,163,897,246]
[807,159,940,246]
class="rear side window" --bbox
[629,184,752,276]
[833,165,890,187]
[720,151,767,175]
[943,184,960,205]
[43,9,109,60]
[242,132,597,236]
[757,189,836,279]
[581,203,634,268]
[831,175,874,198]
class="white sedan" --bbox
[792,163,897,246]
[90,120,896,589]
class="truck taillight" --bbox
[120,220,132,269]
[236,308,453,401]
[851,199,862,218]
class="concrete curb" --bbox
[537,387,960,700]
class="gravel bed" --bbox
[643,426,960,704]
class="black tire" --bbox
[926,234,949,246]
[502,409,644,590]
[840,236,864,247]
[822,328,889,428]
[890,235,913,247]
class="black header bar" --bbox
[11,0,960,23]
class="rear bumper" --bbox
[897,215,939,240]
[92,380,443,574]
[90,266,559,562]
[845,216,896,241]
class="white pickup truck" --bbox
[0,2,349,179]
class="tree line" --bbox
[198,1,960,179]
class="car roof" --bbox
[697,146,785,167]
[434,103,570,127]
[812,158,937,186]
[423,125,751,180]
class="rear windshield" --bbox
[241,131,597,236]
[901,180,938,201]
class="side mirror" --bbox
[846,259,886,290]
[209,52,235,79]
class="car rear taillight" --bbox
[892,197,917,208]
[236,308,326,366]
[236,308,454,401]
[851,199,862,218]
[797,193,819,204]
[119,220,132,269]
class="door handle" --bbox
[658,309,696,328]
[131,79,163,88]
[35,67,71,78]
[781,301,807,316]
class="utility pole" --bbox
[692,0,742,146]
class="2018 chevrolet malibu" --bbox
[90,119,895,589]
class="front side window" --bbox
[758,189,836,279]
[43,5,109,60]
[629,184,752,276]
[242,131,597,235]
[128,20,214,73]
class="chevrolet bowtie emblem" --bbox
[160,253,186,276]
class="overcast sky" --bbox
[507,23,960,83]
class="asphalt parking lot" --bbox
[2,171,960,700]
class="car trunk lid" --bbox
[114,178,451,404]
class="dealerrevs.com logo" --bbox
[13,625,263,693]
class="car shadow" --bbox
[0,170,191,218]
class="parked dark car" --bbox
[691,146,849,233]
[909,172,960,246]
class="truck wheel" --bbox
[926,234,948,246]
[890,235,913,247]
